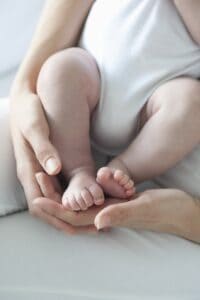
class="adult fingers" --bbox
[12,129,43,207]
[29,134,62,176]
[33,197,98,234]
[94,195,150,230]
[36,196,100,226]
[35,172,62,202]
[11,129,60,220]
[71,225,98,234]
[11,128,88,234]
[20,94,61,175]
[94,201,133,229]
[32,198,77,235]
[38,209,98,235]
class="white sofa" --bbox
[1,1,200,299]
[1,210,200,300]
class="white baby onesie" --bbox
[78,0,200,157]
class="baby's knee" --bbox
[37,47,100,102]
[182,79,200,111]
[148,78,200,117]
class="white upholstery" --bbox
[1,212,200,299]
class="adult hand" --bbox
[33,171,198,240]
[34,171,125,234]
[34,172,102,234]
[94,188,200,242]
[27,170,200,243]
[9,91,115,235]
[10,92,65,225]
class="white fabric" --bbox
[1,212,200,299]
[78,0,200,156]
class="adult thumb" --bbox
[94,200,133,230]
[25,126,62,175]
[34,137,62,175]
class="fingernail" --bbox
[46,157,59,174]
[95,198,104,205]
[95,216,111,230]
[35,172,42,185]
[35,172,42,180]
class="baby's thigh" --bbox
[155,143,200,198]
[140,77,200,126]
[0,98,26,216]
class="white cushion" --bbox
[0,212,200,299]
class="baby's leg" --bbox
[37,47,104,211]
[97,77,200,192]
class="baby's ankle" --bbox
[67,164,96,180]
[108,157,132,178]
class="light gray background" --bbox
[0,0,44,96]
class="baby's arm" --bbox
[174,0,200,45]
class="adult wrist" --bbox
[10,78,35,98]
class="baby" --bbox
[37,0,200,211]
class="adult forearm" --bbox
[11,0,94,94]
[154,191,200,244]
[175,196,200,243]
[174,0,200,45]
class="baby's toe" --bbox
[124,179,134,189]
[88,184,104,206]
[97,167,112,181]
[75,193,88,211]
[113,169,125,183]
[113,170,130,186]
[120,174,130,186]
[81,188,94,208]
[124,180,134,190]
[126,189,135,197]
[63,194,80,211]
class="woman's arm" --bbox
[12,0,94,94]
[10,0,94,230]
[174,0,200,45]
[94,189,200,244]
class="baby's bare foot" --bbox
[62,167,104,211]
[96,159,135,199]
